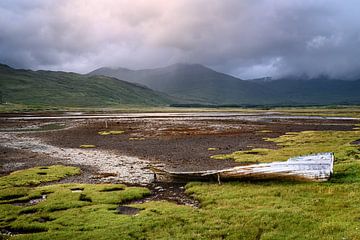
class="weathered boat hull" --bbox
[152,152,334,183]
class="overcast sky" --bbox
[1,0,360,79]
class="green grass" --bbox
[79,145,96,148]
[1,109,360,239]
[0,166,80,189]
[208,148,218,151]
[212,129,360,163]
[275,106,360,118]
[0,166,150,238]
[3,164,360,239]
[98,130,125,136]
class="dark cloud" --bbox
[0,0,359,79]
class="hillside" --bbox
[257,77,360,105]
[0,64,172,107]
[90,63,360,106]
[89,63,280,104]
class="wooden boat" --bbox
[152,152,334,183]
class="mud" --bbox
[0,112,358,205]
[116,206,141,215]
[0,133,153,184]
[29,115,357,172]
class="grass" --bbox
[79,145,96,148]
[258,129,272,133]
[98,130,125,136]
[275,106,360,118]
[212,128,360,163]
[208,148,218,151]
[1,108,360,239]
[0,166,80,189]
[0,166,150,238]
[3,164,360,239]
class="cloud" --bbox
[0,0,360,79]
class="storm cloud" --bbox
[1,0,360,79]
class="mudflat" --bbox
[1,112,357,178]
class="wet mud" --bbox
[0,112,358,205]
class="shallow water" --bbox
[4,112,357,121]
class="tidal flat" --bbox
[0,108,359,239]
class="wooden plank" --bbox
[152,152,334,182]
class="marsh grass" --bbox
[98,130,124,136]
[208,148,218,151]
[1,113,360,239]
[79,145,96,148]
[0,169,150,238]
[212,129,360,163]
[2,161,360,239]
[0,166,80,189]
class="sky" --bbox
[1,0,360,79]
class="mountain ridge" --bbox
[90,63,360,105]
[1,63,359,107]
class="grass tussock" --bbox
[79,145,96,148]
[0,165,80,189]
[207,147,218,151]
[98,130,124,136]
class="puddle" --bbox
[13,195,47,206]
[131,183,200,208]
[116,206,141,215]
[79,193,92,202]
[0,123,67,132]
[36,216,54,223]
[29,195,47,205]
[99,186,124,192]
[4,112,358,121]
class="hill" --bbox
[89,63,280,104]
[90,63,360,106]
[0,64,172,107]
[257,77,360,105]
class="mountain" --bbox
[89,63,281,104]
[0,64,172,107]
[257,77,360,105]
[89,63,360,106]
[2,62,359,108]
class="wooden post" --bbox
[217,173,221,185]
[105,120,108,128]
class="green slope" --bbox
[0,64,172,107]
